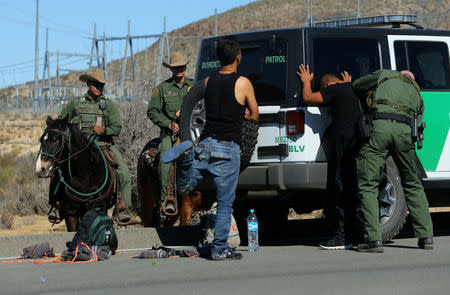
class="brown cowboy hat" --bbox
[79,68,109,84]
[162,52,190,68]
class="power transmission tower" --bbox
[155,16,171,87]
[42,29,91,113]
[89,23,101,71]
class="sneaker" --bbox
[418,237,433,250]
[357,240,384,253]
[210,247,243,261]
[162,141,193,163]
[319,236,353,250]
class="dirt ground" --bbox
[0,213,144,237]
[0,115,45,156]
[1,207,447,237]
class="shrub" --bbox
[115,99,159,217]
[0,210,15,229]
[0,153,50,216]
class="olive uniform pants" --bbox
[357,120,433,242]
[110,145,131,206]
[158,134,177,205]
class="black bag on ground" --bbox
[67,208,118,253]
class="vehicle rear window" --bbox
[394,41,450,90]
[197,40,288,106]
[312,38,381,88]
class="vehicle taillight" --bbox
[286,110,304,135]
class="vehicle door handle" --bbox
[257,144,289,157]
[258,113,286,124]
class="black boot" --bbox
[418,237,433,250]
[357,240,384,253]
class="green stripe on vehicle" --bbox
[416,91,450,171]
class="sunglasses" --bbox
[171,65,186,71]
[87,81,105,88]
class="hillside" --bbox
[109,0,450,97]
[1,0,448,98]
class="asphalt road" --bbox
[1,212,450,295]
[1,236,450,295]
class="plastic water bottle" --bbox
[247,209,259,252]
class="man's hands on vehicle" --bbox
[296,64,314,84]
[341,71,352,82]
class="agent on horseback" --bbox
[48,69,132,224]
[146,52,195,226]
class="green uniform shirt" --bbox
[353,69,424,119]
[147,77,194,130]
[59,92,122,139]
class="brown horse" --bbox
[137,139,205,227]
[35,116,118,231]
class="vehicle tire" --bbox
[179,81,259,171]
[378,157,408,241]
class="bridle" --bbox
[38,127,69,166]
[39,127,97,167]
[39,126,112,201]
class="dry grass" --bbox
[0,117,45,156]
[0,152,50,217]
[0,215,66,236]
[0,211,15,229]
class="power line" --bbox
[0,57,45,69]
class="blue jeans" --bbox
[177,137,241,255]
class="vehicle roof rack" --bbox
[312,14,423,29]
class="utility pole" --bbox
[34,0,39,114]
[155,16,171,86]
[42,28,51,99]
[56,50,60,97]
[214,9,218,36]
[356,0,360,18]
[119,20,131,97]
[306,0,312,26]
[102,32,108,79]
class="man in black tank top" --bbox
[170,38,258,260]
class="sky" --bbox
[0,0,257,89]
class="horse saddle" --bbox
[97,141,119,168]
[142,138,161,171]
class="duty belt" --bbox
[372,112,412,126]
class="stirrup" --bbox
[162,196,178,216]
[48,207,63,225]
[162,141,193,163]
[113,204,132,226]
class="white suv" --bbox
[180,15,450,241]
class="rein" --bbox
[40,127,110,199]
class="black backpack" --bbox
[68,208,118,253]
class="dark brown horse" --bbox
[35,116,118,231]
[137,139,205,227]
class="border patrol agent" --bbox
[51,69,131,224]
[353,69,433,252]
[147,52,194,223]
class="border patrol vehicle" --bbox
[180,15,450,240]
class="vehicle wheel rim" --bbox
[378,172,397,226]
[189,99,206,142]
